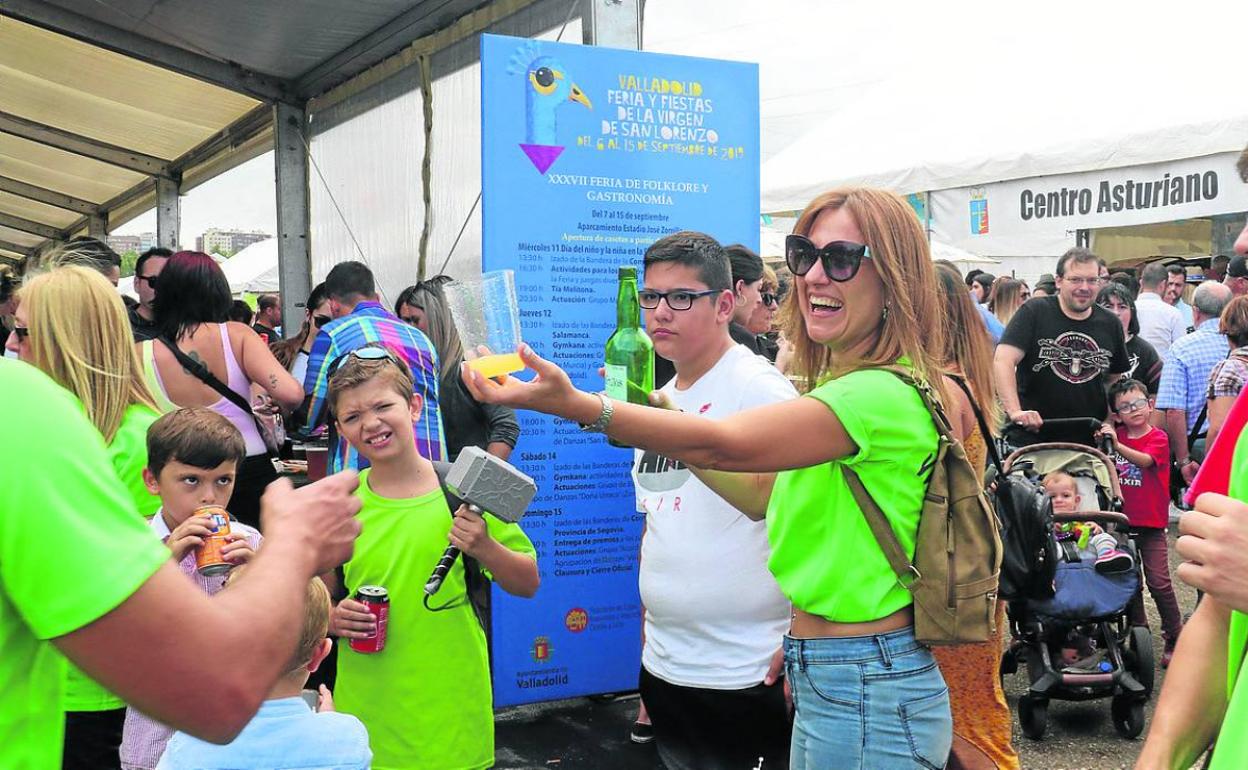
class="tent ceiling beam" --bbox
[0,239,33,258]
[0,211,61,240]
[0,175,99,215]
[0,111,169,175]
[21,100,276,255]
[292,0,484,98]
[167,105,272,177]
[0,0,291,102]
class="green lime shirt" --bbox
[63,402,162,713]
[107,404,161,520]
[334,470,536,770]
[0,362,169,769]
[766,367,937,622]
[1210,432,1248,769]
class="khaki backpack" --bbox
[842,367,1003,645]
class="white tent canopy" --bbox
[642,0,1248,214]
[219,238,280,294]
[930,240,999,273]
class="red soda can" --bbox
[349,585,389,653]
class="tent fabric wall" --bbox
[307,0,580,304]
[642,0,1248,215]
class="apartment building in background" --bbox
[196,228,270,256]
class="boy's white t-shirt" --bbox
[632,344,797,689]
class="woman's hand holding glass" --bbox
[461,343,588,420]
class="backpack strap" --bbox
[948,374,1004,475]
[157,335,279,459]
[840,366,949,591]
[1188,402,1209,451]
[874,365,957,441]
[843,467,921,588]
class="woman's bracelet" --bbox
[578,392,615,434]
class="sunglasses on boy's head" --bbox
[328,346,403,378]
[785,235,872,282]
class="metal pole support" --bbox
[582,0,642,49]
[155,177,180,249]
[274,102,312,336]
[87,213,107,240]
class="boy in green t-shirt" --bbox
[324,346,539,769]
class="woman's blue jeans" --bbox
[784,627,952,769]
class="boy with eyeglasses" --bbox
[1098,378,1183,666]
[631,231,796,769]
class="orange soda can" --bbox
[194,505,234,576]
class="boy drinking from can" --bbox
[156,572,372,769]
[324,345,539,769]
[120,409,261,770]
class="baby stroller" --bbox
[998,418,1153,740]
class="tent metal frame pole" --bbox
[0,0,290,102]
[156,177,181,249]
[273,102,312,333]
[582,0,642,49]
[0,111,170,176]
[87,213,107,239]
[0,176,98,215]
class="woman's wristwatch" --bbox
[578,392,615,433]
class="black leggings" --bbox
[229,453,278,531]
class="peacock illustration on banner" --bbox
[508,41,593,174]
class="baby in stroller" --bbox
[1001,434,1152,739]
[1042,471,1134,574]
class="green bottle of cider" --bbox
[604,266,654,448]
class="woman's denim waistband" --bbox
[784,625,924,669]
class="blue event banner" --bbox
[480,32,759,707]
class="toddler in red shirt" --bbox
[1099,378,1183,666]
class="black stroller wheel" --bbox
[1112,695,1146,738]
[1019,695,1048,740]
[1127,626,1155,697]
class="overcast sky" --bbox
[112,150,277,243]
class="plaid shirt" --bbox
[302,301,445,472]
[1157,318,1230,433]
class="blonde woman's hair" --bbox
[934,262,1002,434]
[761,264,778,293]
[988,278,1027,327]
[19,265,158,441]
[780,187,947,395]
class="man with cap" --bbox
[1224,255,1248,298]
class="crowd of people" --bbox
[2,143,1248,770]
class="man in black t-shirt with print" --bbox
[995,247,1130,447]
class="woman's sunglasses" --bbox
[761,293,778,307]
[12,326,28,340]
[313,314,332,328]
[785,235,872,282]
